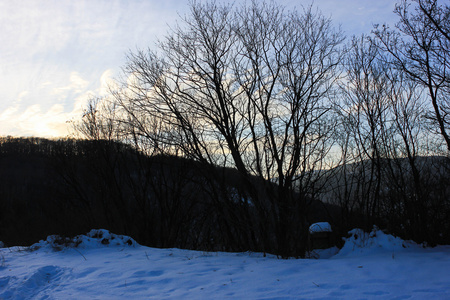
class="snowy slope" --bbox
[1,229,449,299]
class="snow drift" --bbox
[1,228,449,299]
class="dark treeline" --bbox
[0,136,338,252]
[0,136,448,255]
[318,156,450,245]
[1,135,449,256]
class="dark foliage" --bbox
[320,156,450,246]
[0,137,337,252]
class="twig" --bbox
[73,248,87,261]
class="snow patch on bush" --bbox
[336,227,417,257]
[30,229,137,251]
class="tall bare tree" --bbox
[108,0,344,257]
[335,36,392,228]
[374,0,450,152]
[334,32,449,244]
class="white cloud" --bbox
[0,103,67,137]
[16,91,29,103]
[50,72,91,99]
[99,69,118,96]
[0,69,119,138]
[70,72,90,92]
[0,0,397,138]
[0,0,183,138]
[0,106,19,121]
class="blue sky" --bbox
[0,0,397,137]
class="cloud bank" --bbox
[0,0,396,138]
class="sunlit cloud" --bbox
[0,103,69,138]
[99,69,118,96]
[0,69,117,138]
[0,0,181,138]
[50,72,90,99]
[0,0,397,138]
[0,106,19,121]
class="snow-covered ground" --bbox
[1,229,449,299]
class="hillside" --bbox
[312,155,450,245]
[0,137,339,252]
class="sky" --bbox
[0,0,397,138]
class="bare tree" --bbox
[106,0,344,257]
[333,32,449,244]
[374,0,450,152]
[335,36,392,228]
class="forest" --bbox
[1,0,450,258]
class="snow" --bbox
[1,228,449,299]
[309,222,332,234]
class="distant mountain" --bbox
[315,156,450,204]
